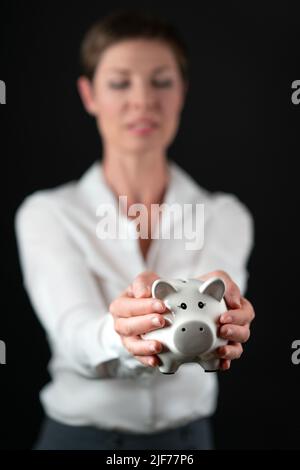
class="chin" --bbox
[124,138,163,154]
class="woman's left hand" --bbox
[198,270,255,371]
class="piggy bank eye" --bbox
[179,302,187,309]
[198,301,205,309]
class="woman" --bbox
[15,9,255,450]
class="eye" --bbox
[198,301,205,309]
[108,81,130,89]
[152,79,173,88]
[178,302,187,309]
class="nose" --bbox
[174,321,214,356]
[129,81,157,111]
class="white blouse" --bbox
[15,159,254,433]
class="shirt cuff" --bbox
[85,313,150,378]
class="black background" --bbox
[0,2,300,450]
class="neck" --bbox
[102,146,170,210]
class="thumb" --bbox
[225,280,241,309]
[132,271,160,298]
[197,270,241,309]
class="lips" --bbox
[127,118,159,130]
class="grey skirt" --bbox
[33,416,214,450]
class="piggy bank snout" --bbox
[173,320,214,355]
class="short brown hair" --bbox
[79,8,189,83]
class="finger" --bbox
[126,285,134,297]
[224,279,241,309]
[219,324,250,343]
[220,359,231,370]
[114,314,165,336]
[219,298,255,326]
[217,342,243,360]
[131,271,160,298]
[134,355,160,367]
[198,270,241,308]
[110,296,166,318]
[122,336,163,356]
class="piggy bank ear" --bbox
[199,277,225,302]
[152,279,178,300]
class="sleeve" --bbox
[14,193,148,379]
[199,193,254,296]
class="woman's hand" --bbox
[123,270,255,372]
[197,270,255,371]
[110,270,255,371]
[109,272,166,367]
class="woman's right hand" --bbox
[109,272,167,367]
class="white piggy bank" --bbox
[142,277,228,374]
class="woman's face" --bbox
[78,39,187,156]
